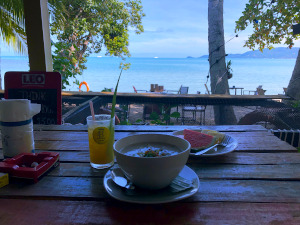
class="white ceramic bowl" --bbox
[113,134,191,190]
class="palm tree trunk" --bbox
[0,45,2,90]
[208,0,237,125]
[287,49,300,100]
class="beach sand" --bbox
[61,100,283,130]
[62,103,256,125]
[62,101,278,129]
[126,104,256,126]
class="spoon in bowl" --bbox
[110,168,135,190]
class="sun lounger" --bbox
[133,86,148,93]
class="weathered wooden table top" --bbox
[0,125,299,225]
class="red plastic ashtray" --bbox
[0,152,59,183]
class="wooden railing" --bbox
[62,91,290,106]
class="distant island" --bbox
[192,47,299,59]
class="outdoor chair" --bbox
[166,85,189,94]
[178,85,189,94]
[243,85,266,95]
[178,85,206,125]
[181,105,206,125]
[256,86,266,95]
[133,86,148,93]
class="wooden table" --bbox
[229,86,244,95]
[1,124,300,224]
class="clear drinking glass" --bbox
[87,114,115,169]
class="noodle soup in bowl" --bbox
[113,134,191,190]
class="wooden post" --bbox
[23,0,53,71]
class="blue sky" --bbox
[129,0,253,58]
[1,0,299,58]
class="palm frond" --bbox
[0,0,26,54]
[0,0,25,26]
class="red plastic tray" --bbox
[0,152,59,183]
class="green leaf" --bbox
[170,111,180,118]
[107,67,123,157]
[47,0,144,88]
[149,112,159,120]
[110,68,123,127]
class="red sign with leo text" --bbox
[4,71,62,125]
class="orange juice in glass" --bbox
[87,115,115,169]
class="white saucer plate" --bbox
[103,165,199,204]
[173,130,238,157]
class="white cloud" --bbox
[144,27,174,33]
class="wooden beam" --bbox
[23,0,53,71]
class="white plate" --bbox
[173,130,238,157]
[103,165,199,204]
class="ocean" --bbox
[1,56,296,95]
